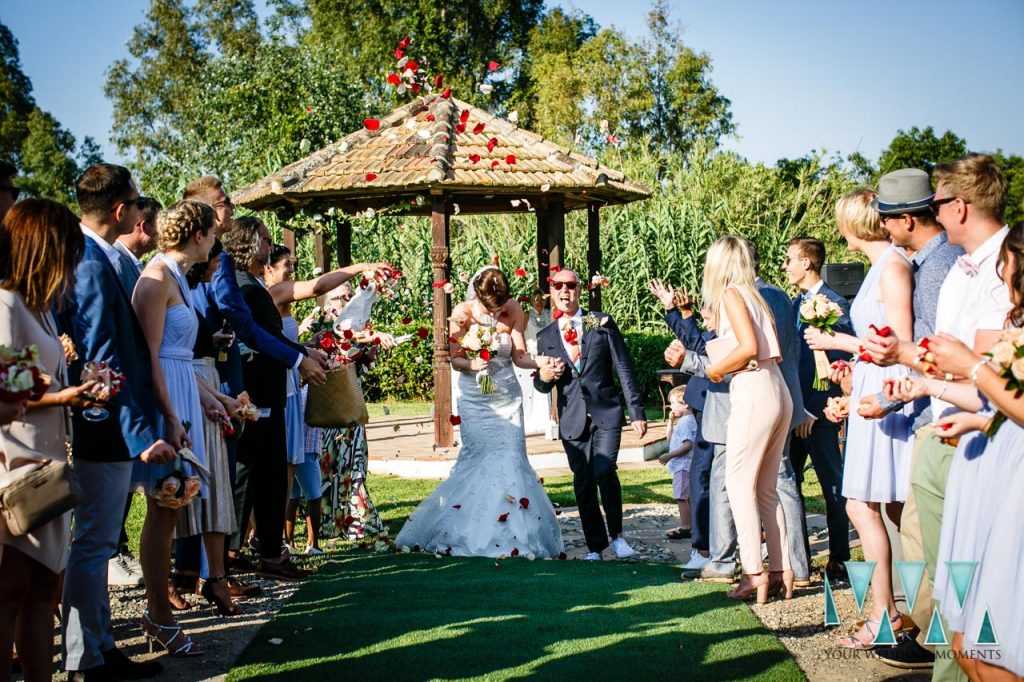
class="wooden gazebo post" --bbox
[430,193,453,445]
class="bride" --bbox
[396,267,565,558]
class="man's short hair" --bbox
[0,159,16,181]
[183,176,224,203]
[136,197,162,225]
[787,237,826,273]
[76,163,134,215]
[933,154,1008,223]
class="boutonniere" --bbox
[582,313,608,333]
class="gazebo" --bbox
[233,94,651,446]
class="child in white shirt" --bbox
[661,386,696,539]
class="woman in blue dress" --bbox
[132,200,216,656]
[805,188,916,648]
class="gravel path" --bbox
[44,504,926,681]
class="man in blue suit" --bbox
[63,164,176,681]
[784,236,852,579]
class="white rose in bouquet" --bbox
[989,341,1016,368]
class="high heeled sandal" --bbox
[767,570,794,600]
[726,572,769,604]
[199,575,241,617]
[141,611,203,657]
[837,613,903,650]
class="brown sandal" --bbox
[167,581,194,611]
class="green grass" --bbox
[227,552,803,681]
[367,400,433,418]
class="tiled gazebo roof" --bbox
[232,95,651,214]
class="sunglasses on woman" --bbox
[550,281,578,291]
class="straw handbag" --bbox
[305,363,369,427]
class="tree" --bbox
[877,126,967,176]
[0,21,89,203]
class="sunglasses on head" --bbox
[550,281,578,291]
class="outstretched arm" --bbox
[269,262,388,306]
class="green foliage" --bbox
[877,126,968,176]
[360,323,435,402]
[0,21,93,204]
[622,330,675,405]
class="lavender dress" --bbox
[842,245,915,502]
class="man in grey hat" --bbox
[863,167,964,670]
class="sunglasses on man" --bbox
[550,281,578,291]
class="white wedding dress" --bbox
[396,317,564,558]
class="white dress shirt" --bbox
[558,308,584,364]
[80,223,122,268]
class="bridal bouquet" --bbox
[0,344,50,401]
[458,323,497,393]
[799,294,845,390]
[981,328,1024,437]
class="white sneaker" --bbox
[583,552,602,561]
[610,537,636,559]
[284,543,300,555]
[304,545,324,556]
[107,554,144,586]
[120,551,143,575]
[681,553,710,572]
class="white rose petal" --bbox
[990,341,1015,367]
[479,83,493,95]
[1012,357,1024,382]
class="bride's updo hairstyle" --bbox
[474,267,511,311]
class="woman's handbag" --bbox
[305,363,369,428]
[0,458,82,536]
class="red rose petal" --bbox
[441,87,452,99]
[491,160,499,169]
[432,279,449,288]
[488,60,500,72]
[387,73,401,85]
[505,154,516,165]
[342,329,354,339]
[372,336,382,345]
[492,255,500,266]
[511,548,520,557]
[448,335,460,344]
[433,74,443,88]
[558,552,567,560]
[469,154,481,164]
[364,118,381,131]
[550,265,561,273]
[552,309,563,319]
[394,48,404,60]
[514,268,527,277]
[455,123,466,134]
[401,316,412,325]
[365,173,377,182]
[416,326,429,340]
[460,109,470,123]
[473,122,485,135]
[519,497,529,509]
[426,113,436,122]
[411,83,420,94]
[398,36,411,49]
[449,415,461,425]
[404,60,419,73]
[498,513,509,523]
[486,137,498,152]
[877,326,892,337]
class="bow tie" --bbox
[956,255,980,277]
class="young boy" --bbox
[661,386,696,540]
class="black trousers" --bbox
[790,419,851,563]
[564,420,623,553]
[236,408,288,561]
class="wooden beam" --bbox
[282,226,296,257]
[587,203,602,311]
[431,196,453,447]
[336,218,352,267]
[536,203,550,293]
[547,195,566,272]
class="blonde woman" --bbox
[804,188,915,648]
[702,236,793,603]
[132,200,216,656]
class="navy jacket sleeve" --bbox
[664,309,706,355]
[72,258,156,457]
[211,253,304,367]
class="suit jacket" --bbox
[664,309,709,413]
[758,279,806,431]
[68,237,159,461]
[112,240,143,294]
[793,282,853,419]
[235,270,305,409]
[533,311,645,440]
[210,251,304,395]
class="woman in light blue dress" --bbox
[805,188,915,648]
[132,200,216,656]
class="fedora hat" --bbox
[872,168,934,215]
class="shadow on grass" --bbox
[228,553,802,681]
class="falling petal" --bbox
[443,282,455,294]
[460,109,471,123]
[510,199,521,207]
[540,183,551,192]
[505,154,516,165]
[441,87,452,99]
[398,36,411,49]
[469,154,481,164]
[498,513,509,523]
[405,119,417,129]
[490,160,499,169]
[479,83,493,95]
[472,122,485,135]
[404,60,419,73]
[508,110,519,123]
[387,73,401,85]
[299,138,311,153]
[365,173,377,182]
[417,129,430,140]
[599,119,609,133]
[453,203,461,215]
[449,415,461,425]
[486,138,498,152]
[397,56,409,69]
[514,268,527,277]
[455,123,466,134]
[488,60,500,71]
[364,118,381,131]
[504,493,516,503]
[521,198,532,211]
[426,113,436,122]
[433,74,443,88]
[394,48,404,60]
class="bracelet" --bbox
[934,380,949,401]
[968,359,989,384]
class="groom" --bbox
[534,269,647,560]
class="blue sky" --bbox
[4,0,1023,167]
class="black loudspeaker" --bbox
[822,262,865,300]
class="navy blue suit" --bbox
[791,281,852,563]
[68,237,159,461]
[534,311,645,553]
[664,309,714,551]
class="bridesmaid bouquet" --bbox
[458,323,497,393]
[799,294,844,390]
[151,421,208,509]
[982,328,1024,437]
[0,344,50,401]
[235,391,261,422]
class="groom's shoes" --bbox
[610,537,636,559]
[583,552,602,561]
